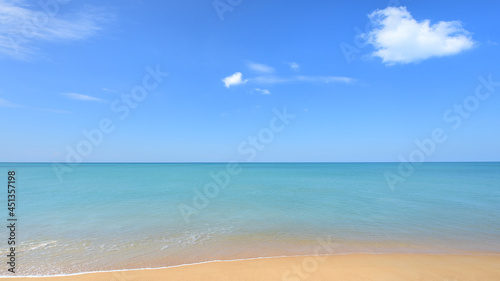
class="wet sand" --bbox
[8,253,500,281]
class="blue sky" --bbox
[0,0,499,162]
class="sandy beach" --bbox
[8,254,500,281]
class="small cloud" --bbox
[62,93,106,102]
[222,68,355,89]
[362,6,474,65]
[101,88,117,93]
[222,72,247,88]
[252,75,354,84]
[0,97,69,113]
[253,88,271,95]
[296,76,355,84]
[247,62,275,73]
[252,76,289,84]
[285,61,300,71]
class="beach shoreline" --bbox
[4,253,500,281]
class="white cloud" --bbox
[252,76,290,84]
[0,97,69,113]
[296,76,354,84]
[0,0,110,59]
[252,75,354,84]
[222,72,248,88]
[253,88,271,95]
[101,88,117,93]
[363,6,474,64]
[285,61,300,71]
[247,62,275,73]
[222,65,354,89]
[62,93,106,102]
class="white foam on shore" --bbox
[2,251,499,278]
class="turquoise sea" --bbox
[1,162,499,276]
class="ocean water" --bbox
[1,162,499,276]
